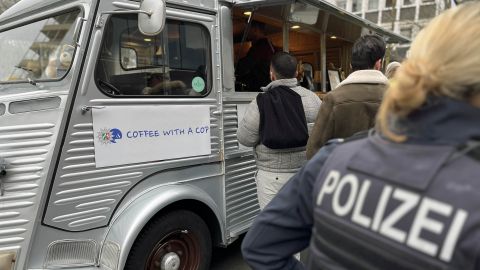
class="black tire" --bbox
[125,210,212,270]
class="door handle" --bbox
[81,105,106,114]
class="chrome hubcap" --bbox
[161,252,181,270]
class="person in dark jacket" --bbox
[306,35,388,159]
[242,3,480,269]
[235,38,276,92]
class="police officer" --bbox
[241,3,480,270]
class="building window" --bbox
[385,0,395,8]
[403,0,415,5]
[419,4,437,19]
[352,0,362,12]
[400,7,416,20]
[368,0,379,10]
[337,0,347,10]
[400,26,413,38]
[382,10,395,23]
[366,11,379,22]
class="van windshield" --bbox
[0,9,81,83]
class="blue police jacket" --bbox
[241,97,480,270]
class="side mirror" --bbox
[138,0,166,36]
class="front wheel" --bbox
[125,210,212,270]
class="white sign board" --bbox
[92,105,211,168]
[328,70,341,90]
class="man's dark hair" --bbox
[351,35,386,71]
[271,52,298,79]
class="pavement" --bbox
[210,235,309,270]
[210,235,250,270]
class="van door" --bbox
[43,1,221,232]
[0,5,89,268]
[221,0,297,239]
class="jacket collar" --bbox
[397,96,480,145]
[336,70,388,89]
[261,78,298,92]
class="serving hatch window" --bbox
[95,14,211,97]
[0,10,81,83]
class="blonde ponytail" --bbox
[377,2,480,142]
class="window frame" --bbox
[0,8,83,85]
[94,15,213,99]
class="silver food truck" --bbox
[0,0,408,269]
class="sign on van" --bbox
[92,105,211,168]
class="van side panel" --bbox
[0,92,68,269]
[44,3,222,232]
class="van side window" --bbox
[95,15,211,97]
[0,9,81,83]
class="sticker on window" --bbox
[192,77,205,93]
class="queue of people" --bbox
[237,2,480,269]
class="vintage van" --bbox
[0,0,407,269]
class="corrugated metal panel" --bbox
[47,121,141,229]
[223,104,239,153]
[45,104,221,231]
[225,153,259,237]
[0,122,55,257]
[221,102,259,236]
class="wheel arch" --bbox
[100,184,225,269]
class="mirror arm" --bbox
[112,1,141,10]
[95,10,153,28]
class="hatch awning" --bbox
[234,0,410,44]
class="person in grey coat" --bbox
[237,52,321,209]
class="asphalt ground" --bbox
[210,235,250,270]
[210,235,309,270]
